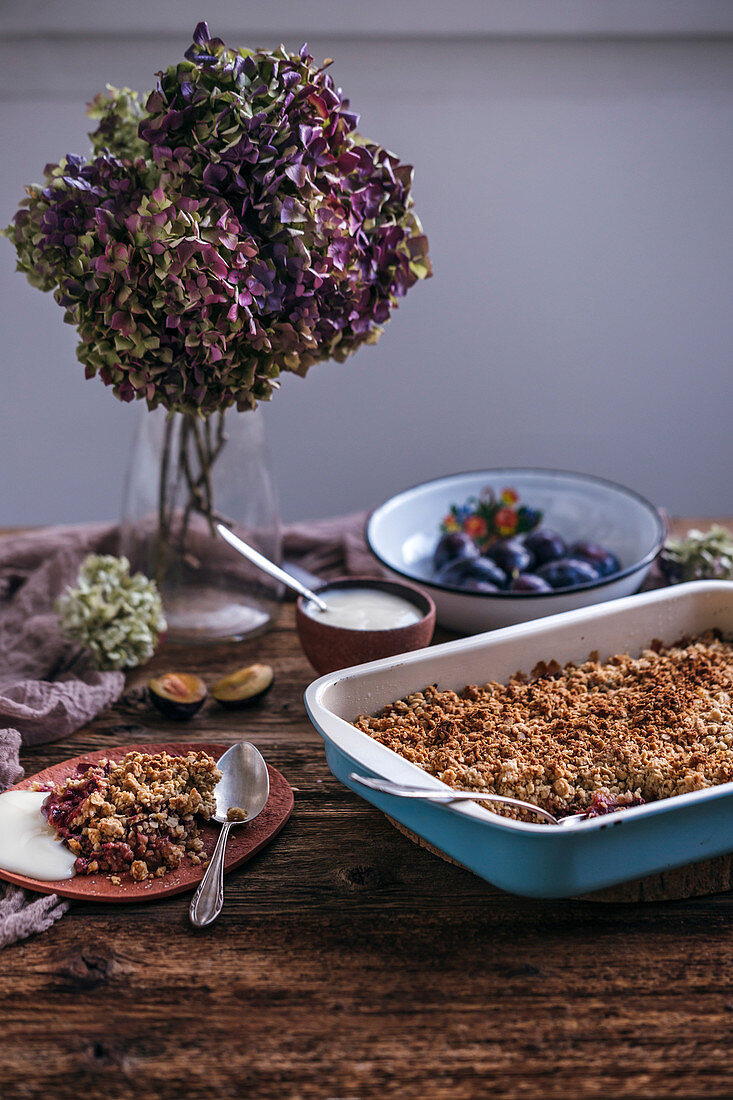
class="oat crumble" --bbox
[226,806,248,822]
[353,632,733,820]
[38,750,221,880]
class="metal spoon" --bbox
[348,773,589,826]
[216,522,328,611]
[190,742,270,927]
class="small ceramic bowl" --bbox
[296,576,436,674]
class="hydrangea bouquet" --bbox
[57,555,166,670]
[5,23,431,613]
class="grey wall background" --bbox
[1,0,732,524]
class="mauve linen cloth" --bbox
[0,512,371,948]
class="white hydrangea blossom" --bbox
[56,554,167,670]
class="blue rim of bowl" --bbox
[365,467,667,600]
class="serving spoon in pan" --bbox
[349,773,589,826]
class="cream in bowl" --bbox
[296,576,435,674]
[303,587,423,631]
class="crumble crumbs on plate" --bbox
[353,632,733,820]
[36,750,221,880]
[226,806,248,822]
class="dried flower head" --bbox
[659,525,733,584]
[4,23,431,416]
[56,555,167,670]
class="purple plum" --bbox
[485,538,533,577]
[510,573,553,593]
[536,558,600,590]
[433,531,480,573]
[569,540,621,578]
[523,529,567,566]
[438,556,507,590]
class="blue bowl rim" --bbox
[365,466,667,600]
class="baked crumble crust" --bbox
[226,806,248,822]
[353,632,733,819]
[38,750,222,880]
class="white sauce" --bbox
[0,790,77,881]
[305,587,422,631]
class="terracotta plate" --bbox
[0,742,294,903]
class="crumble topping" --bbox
[38,750,222,880]
[226,806,248,822]
[353,632,733,820]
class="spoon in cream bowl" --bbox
[216,520,436,675]
[189,742,270,927]
[216,523,328,610]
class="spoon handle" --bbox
[348,773,560,824]
[216,523,328,611]
[189,821,232,927]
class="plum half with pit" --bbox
[485,538,533,578]
[433,531,480,573]
[523,529,566,567]
[569,540,621,578]
[536,558,600,590]
[148,672,207,720]
[438,556,507,590]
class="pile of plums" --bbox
[432,529,621,594]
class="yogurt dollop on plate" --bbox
[0,789,76,880]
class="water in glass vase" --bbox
[121,406,282,644]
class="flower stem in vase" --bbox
[129,406,280,644]
[155,411,230,584]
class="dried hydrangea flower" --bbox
[3,23,431,416]
[659,525,733,584]
[87,85,149,160]
[56,555,167,670]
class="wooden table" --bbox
[3,519,733,1099]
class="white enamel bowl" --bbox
[366,468,666,634]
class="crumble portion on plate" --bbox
[353,632,733,819]
[38,750,221,880]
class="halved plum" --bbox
[148,673,207,720]
[211,663,274,709]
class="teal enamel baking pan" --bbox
[304,582,733,898]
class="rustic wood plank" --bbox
[2,521,733,1099]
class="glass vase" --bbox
[120,406,282,644]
